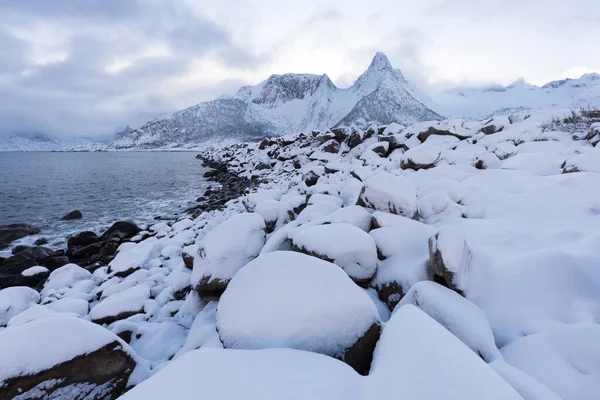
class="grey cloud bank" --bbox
[0,0,599,138]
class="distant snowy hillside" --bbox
[434,73,600,119]
[0,134,106,152]
[113,53,442,149]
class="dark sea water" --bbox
[0,151,208,255]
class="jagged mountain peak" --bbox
[112,53,441,149]
[353,52,407,95]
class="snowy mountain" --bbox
[0,134,106,152]
[434,73,600,119]
[113,53,442,149]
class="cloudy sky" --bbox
[1,0,599,138]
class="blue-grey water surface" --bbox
[0,152,207,255]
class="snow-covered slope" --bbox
[434,73,600,119]
[0,134,106,152]
[113,53,443,149]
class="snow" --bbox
[109,237,162,275]
[254,200,293,231]
[490,360,562,400]
[21,266,49,277]
[291,223,377,282]
[174,301,222,358]
[0,286,40,326]
[191,213,265,287]
[400,143,441,167]
[0,316,131,386]
[368,305,522,399]
[119,347,359,400]
[130,321,187,363]
[46,298,89,317]
[397,281,502,362]
[217,251,380,357]
[89,284,150,323]
[42,264,92,294]
[502,323,600,400]
[320,205,372,231]
[429,226,472,291]
[358,171,418,218]
[7,304,57,327]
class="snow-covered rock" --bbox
[291,223,378,283]
[0,316,136,399]
[502,323,600,400]
[89,284,151,324]
[217,251,381,374]
[428,227,473,294]
[0,286,40,327]
[397,281,501,362]
[369,218,434,308]
[191,213,266,293]
[42,264,92,294]
[254,200,294,233]
[357,172,418,218]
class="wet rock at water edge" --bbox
[61,209,83,220]
[0,224,41,250]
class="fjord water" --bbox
[0,151,208,254]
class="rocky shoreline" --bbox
[1,112,600,399]
[0,156,248,291]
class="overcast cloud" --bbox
[1,0,599,138]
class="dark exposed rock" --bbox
[375,281,405,310]
[346,130,364,149]
[480,124,503,135]
[428,228,472,295]
[67,231,99,248]
[0,223,40,250]
[4,246,53,264]
[188,156,261,218]
[321,139,340,154]
[39,256,70,271]
[343,323,381,376]
[101,221,139,240]
[331,127,348,142]
[34,238,49,246]
[182,251,194,269]
[417,126,469,142]
[370,143,389,157]
[303,171,320,187]
[475,159,487,170]
[61,209,83,220]
[92,309,144,325]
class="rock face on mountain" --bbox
[113,53,443,149]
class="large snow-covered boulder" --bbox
[291,223,378,283]
[397,281,502,362]
[367,305,522,399]
[89,284,151,325]
[254,200,294,233]
[42,263,92,294]
[107,237,162,278]
[320,206,372,232]
[356,172,418,218]
[217,251,381,374]
[191,213,266,294]
[399,144,442,170]
[120,347,359,400]
[0,286,40,327]
[502,323,600,400]
[369,218,434,308]
[428,227,472,294]
[0,316,136,399]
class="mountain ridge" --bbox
[112,52,443,149]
